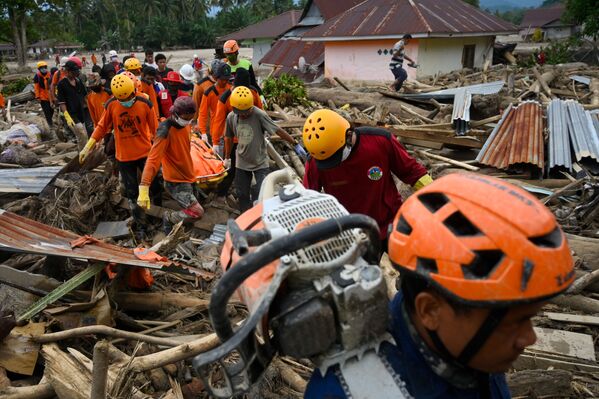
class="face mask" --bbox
[39,68,47,74]
[341,146,352,162]
[226,54,238,63]
[173,113,192,127]
[119,98,136,108]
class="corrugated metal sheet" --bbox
[0,209,210,277]
[476,101,544,170]
[565,100,599,164]
[547,99,572,171]
[260,39,324,71]
[571,75,591,86]
[451,88,471,136]
[398,80,505,100]
[520,4,565,29]
[217,10,302,41]
[299,0,365,24]
[303,0,516,40]
[0,166,62,194]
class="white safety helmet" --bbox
[109,50,118,58]
[59,56,69,67]
[179,64,195,82]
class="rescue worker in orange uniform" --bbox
[79,74,161,240]
[157,71,189,119]
[192,60,219,122]
[138,96,205,233]
[197,60,231,144]
[140,66,160,119]
[33,61,54,127]
[124,57,142,77]
[86,72,110,127]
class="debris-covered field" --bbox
[0,60,599,399]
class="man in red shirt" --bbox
[158,71,189,118]
[302,109,432,245]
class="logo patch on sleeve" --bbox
[367,166,383,181]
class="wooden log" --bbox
[7,90,35,105]
[417,150,480,171]
[35,325,183,347]
[591,78,599,106]
[0,383,55,399]
[566,234,599,271]
[507,369,572,398]
[91,341,109,399]
[551,295,599,314]
[112,292,209,312]
[532,67,553,98]
[307,88,430,118]
[333,77,351,91]
[273,358,307,393]
[287,150,305,178]
[567,268,599,294]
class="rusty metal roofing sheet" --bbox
[547,99,572,171]
[303,0,516,40]
[476,101,544,170]
[0,209,209,277]
[260,39,324,69]
[0,166,62,194]
[520,4,565,29]
[300,0,365,24]
[217,10,302,41]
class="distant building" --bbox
[519,4,579,40]
[217,10,302,64]
[28,40,83,57]
[301,0,517,82]
[0,43,16,59]
[260,0,363,78]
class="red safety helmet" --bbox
[163,71,184,84]
[223,40,240,55]
[68,56,83,69]
[388,173,574,306]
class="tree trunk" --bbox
[7,6,27,68]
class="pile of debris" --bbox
[0,60,599,399]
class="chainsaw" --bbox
[192,168,396,397]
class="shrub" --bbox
[263,73,308,108]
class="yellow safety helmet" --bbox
[124,57,142,71]
[111,74,135,100]
[230,86,253,112]
[37,61,48,69]
[303,109,350,161]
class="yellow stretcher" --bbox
[190,136,228,190]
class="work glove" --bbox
[63,111,75,128]
[213,145,222,157]
[78,138,96,164]
[294,143,308,162]
[137,185,151,210]
[413,174,433,191]
[223,158,231,169]
[201,133,208,142]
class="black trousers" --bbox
[40,100,54,127]
[217,143,237,197]
[117,157,163,224]
[234,167,270,212]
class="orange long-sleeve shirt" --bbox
[49,69,66,102]
[140,80,160,119]
[192,77,215,119]
[91,96,156,162]
[33,72,51,101]
[86,89,111,127]
[141,119,195,186]
[0,93,5,109]
[212,86,263,145]
[198,82,231,142]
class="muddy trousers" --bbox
[118,157,163,229]
[391,65,408,91]
[163,182,203,232]
[40,100,54,127]
[235,167,270,213]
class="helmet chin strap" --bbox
[426,307,508,398]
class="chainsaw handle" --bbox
[209,214,381,342]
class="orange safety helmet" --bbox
[302,109,350,161]
[388,173,574,306]
[223,40,240,54]
[122,71,142,92]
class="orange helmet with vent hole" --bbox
[302,109,350,161]
[388,173,574,305]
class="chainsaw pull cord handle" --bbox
[209,214,381,342]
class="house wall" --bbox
[323,36,494,82]
[242,39,273,64]
[544,26,573,40]
[416,36,494,77]
[324,39,420,82]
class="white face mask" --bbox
[341,146,352,162]
[173,114,192,127]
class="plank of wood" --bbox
[514,353,599,373]
[530,327,595,361]
[388,127,483,148]
[276,120,305,129]
[545,312,599,327]
[400,138,444,150]
[417,150,480,171]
